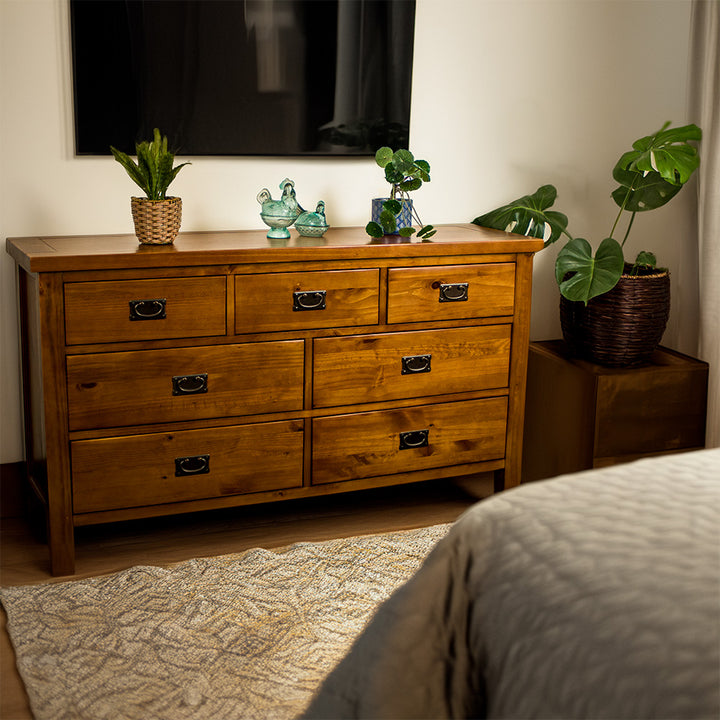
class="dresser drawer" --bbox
[312,397,508,484]
[65,276,227,345]
[67,340,304,430]
[313,325,511,408]
[387,263,515,323]
[71,420,304,513]
[235,269,379,333]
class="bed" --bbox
[302,448,720,719]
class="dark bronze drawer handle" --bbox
[129,298,166,320]
[172,374,208,396]
[438,283,469,303]
[401,354,432,375]
[175,454,210,477]
[399,429,429,450]
[293,290,326,311]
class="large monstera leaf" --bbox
[472,184,570,246]
[611,166,683,212]
[611,122,701,212]
[555,237,625,304]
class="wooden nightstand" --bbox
[522,340,708,482]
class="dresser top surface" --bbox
[7,224,544,273]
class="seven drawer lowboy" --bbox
[7,225,543,574]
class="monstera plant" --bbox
[473,122,702,304]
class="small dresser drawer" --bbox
[65,276,227,345]
[313,325,511,408]
[312,397,508,484]
[67,340,304,430]
[387,263,515,323]
[71,420,304,513]
[235,269,379,333]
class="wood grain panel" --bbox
[71,420,304,513]
[235,269,379,333]
[313,325,511,407]
[312,397,508,484]
[67,340,304,430]
[387,263,515,323]
[64,276,226,344]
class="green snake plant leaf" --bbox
[555,237,625,304]
[111,129,189,200]
[110,146,149,196]
[472,184,570,246]
[614,122,701,187]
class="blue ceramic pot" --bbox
[371,198,413,235]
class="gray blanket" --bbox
[302,449,720,719]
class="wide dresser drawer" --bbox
[235,269,379,333]
[67,340,304,430]
[387,263,515,323]
[312,396,508,484]
[71,420,304,513]
[65,276,227,344]
[313,325,511,407]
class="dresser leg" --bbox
[47,511,75,576]
[493,469,505,493]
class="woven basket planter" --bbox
[131,196,182,245]
[560,264,670,368]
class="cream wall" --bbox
[0,0,697,464]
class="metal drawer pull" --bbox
[129,298,166,320]
[172,374,208,395]
[174,454,210,477]
[438,283,469,302]
[401,354,432,375]
[399,429,429,450]
[293,290,326,311]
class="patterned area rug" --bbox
[1,524,450,720]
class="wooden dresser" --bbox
[6,224,543,574]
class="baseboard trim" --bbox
[1,462,25,518]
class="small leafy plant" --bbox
[365,147,435,240]
[473,122,701,304]
[111,128,190,201]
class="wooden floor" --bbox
[0,475,492,720]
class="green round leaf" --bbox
[375,147,393,168]
[398,227,416,237]
[365,221,384,238]
[383,199,402,215]
[399,178,422,192]
[379,209,398,234]
[384,166,404,185]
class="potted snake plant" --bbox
[111,128,190,245]
[473,121,701,367]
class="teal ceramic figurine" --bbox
[295,201,329,237]
[257,178,303,239]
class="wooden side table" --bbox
[522,340,709,482]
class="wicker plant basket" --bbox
[560,264,670,368]
[131,196,182,245]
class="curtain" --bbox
[690,0,720,448]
